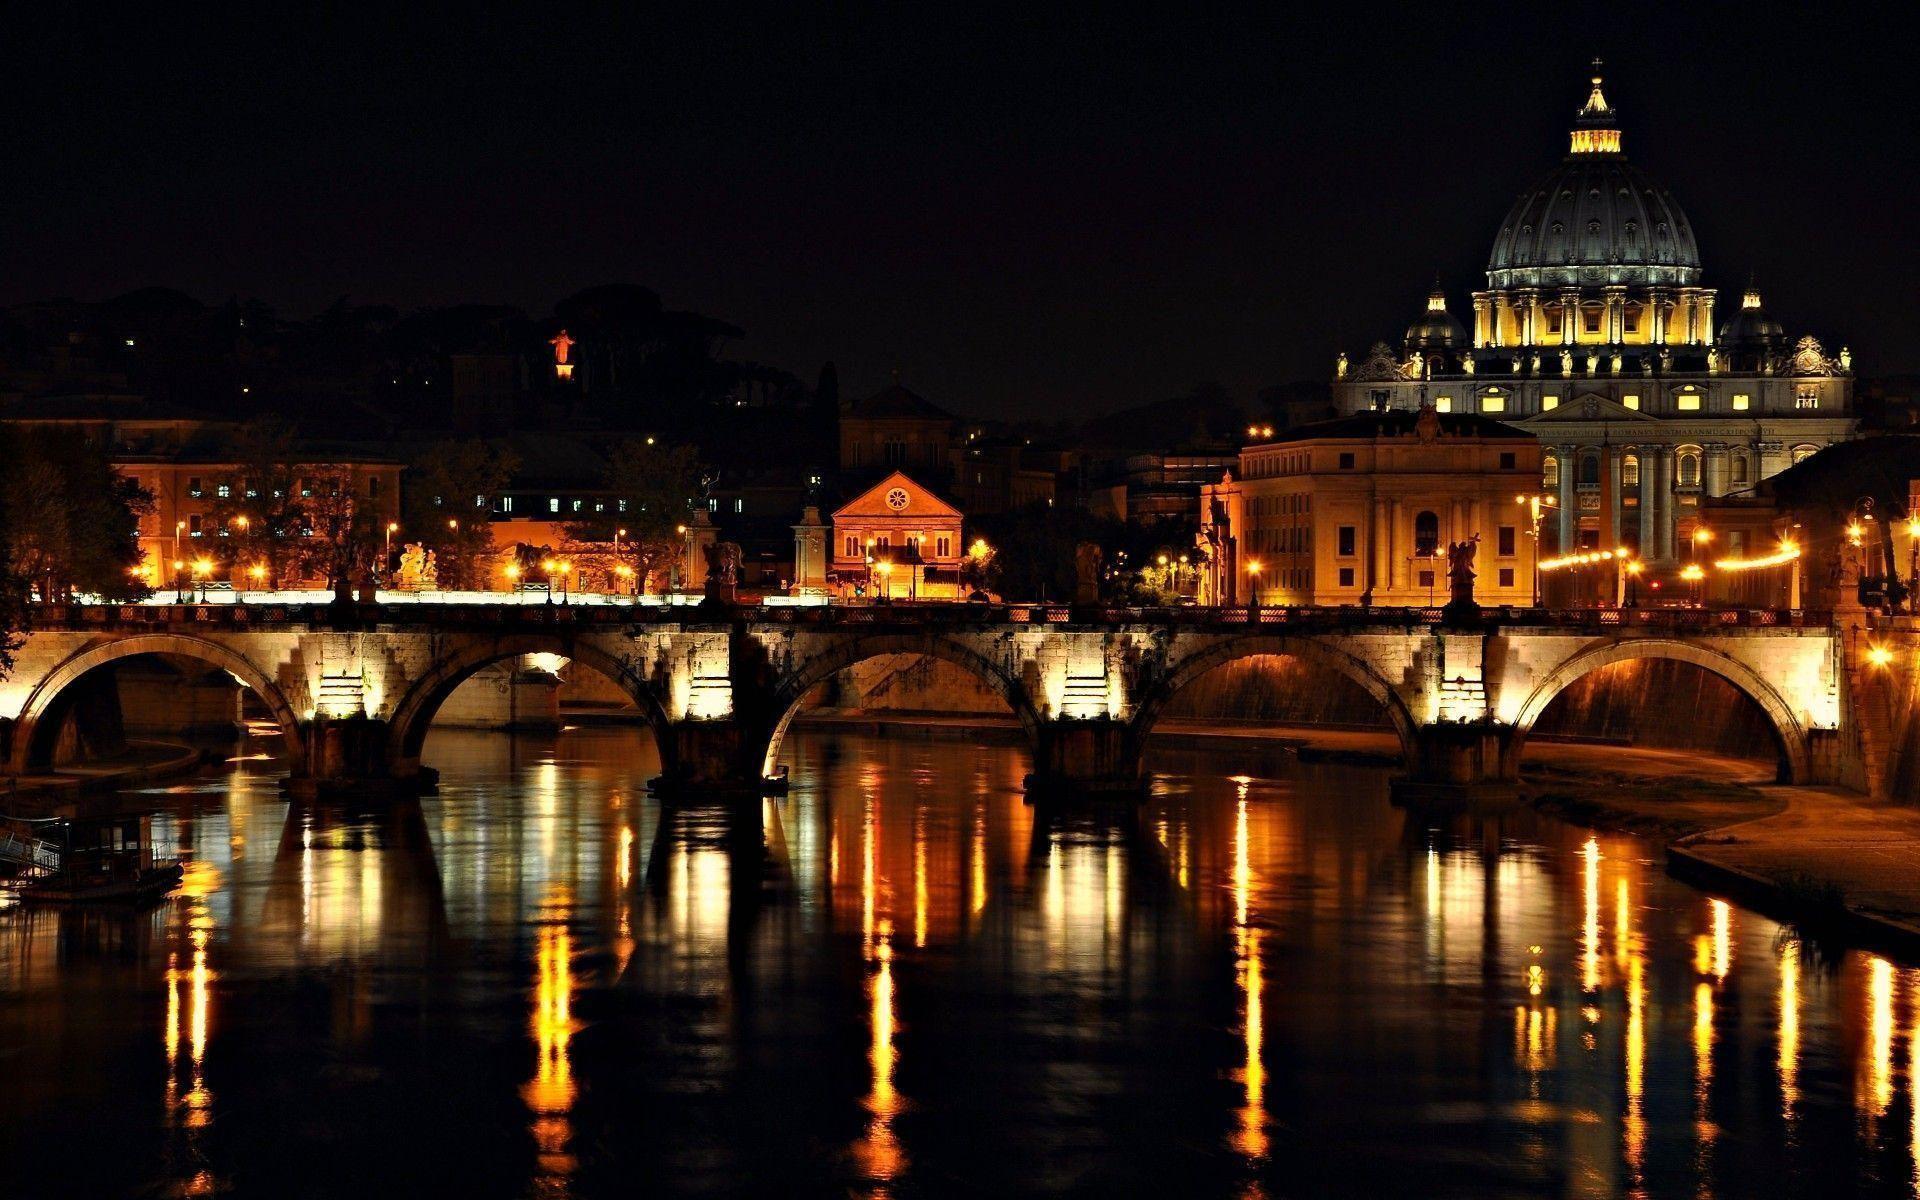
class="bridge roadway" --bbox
[0,600,1843,801]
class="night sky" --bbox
[4,10,1912,419]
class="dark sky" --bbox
[4,9,1912,420]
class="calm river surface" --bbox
[3,727,1918,1198]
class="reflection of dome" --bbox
[1404,283,1466,350]
[1718,283,1786,348]
[1485,67,1702,290]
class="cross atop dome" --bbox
[1569,58,1622,154]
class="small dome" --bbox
[1719,283,1785,347]
[1404,283,1466,350]
[1486,65,1703,290]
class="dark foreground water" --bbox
[3,728,1919,1198]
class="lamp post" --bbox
[1691,526,1712,565]
[1515,493,1556,608]
[172,559,187,603]
[541,558,557,603]
[1624,559,1642,607]
[1247,558,1263,611]
[558,560,572,603]
[192,558,212,603]
[504,562,521,594]
[1681,563,1705,607]
[174,520,185,568]
[876,558,893,601]
[385,520,398,571]
[613,527,626,593]
[248,563,267,591]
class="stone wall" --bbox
[1157,654,1392,727]
[1528,657,1780,759]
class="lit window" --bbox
[571,500,583,513]
[1676,393,1701,411]
[216,483,231,498]
[617,500,627,512]
[1481,395,1505,413]
[549,498,560,514]
[1541,394,1559,411]
[1732,393,1751,411]
[1621,394,1640,410]
[733,498,744,513]
[1796,387,1819,410]
[1434,396,1452,413]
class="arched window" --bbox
[1578,453,1601,486]
[1730,453,1750,486]
[1542,456,1560,490]
[1792,444,1820,465]
[1676,446,1702,487]
[1414,510,1440,556]
[1622,454,1640,488]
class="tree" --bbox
[564,440,702,594]
[970,503,1125,603]
[404,439,519,591]
[300,468,382,603]
[0,425,152,604]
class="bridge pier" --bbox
[285,714,434,801]
[1027,718,1144,802]
[1391,721,1520,809]
[650,719,763,802]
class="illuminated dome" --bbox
[1718,281,1786,348]
[1404,281,1467,350]
[1485,66,1702,291]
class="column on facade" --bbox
[1604,286,1626,344]
[1523,290,1542,346]
[1559,289,1579,345]
[1697,292,1715,344]
[1653,447,1675,561]
[1604,447,1623,550]
[1472,295,1491,348]
[1556,444,1578,553]
[1370,495,1389,599]
[1702,443,1727,499]
[1635,446,1655,558]
[1491,294,1512,348]
[1648,290,1668,345]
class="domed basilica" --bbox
[1330,65,1856,564]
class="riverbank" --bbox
[2,739,206,811]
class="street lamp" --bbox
[1624,559,1643,607]
[1691,526,1713,564]
[1681,563,1705,607]
[876,558,894,601]
[385,520,398,561]
[1515,493,1556,607]
[248,563,268,590]
[192,557,213,603]
[172,559,187,603]
[1247,558,1263,609]
[558,560,572,603]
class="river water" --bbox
[2,727,1917,1199]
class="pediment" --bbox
[1516,392,1660,425]
[833,470,962,520]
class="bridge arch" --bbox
[754,631,1042,780]
[386,634,675,775]
[6,634,306,774]
[1509,637,1810,783]
[1131,634,1419,765]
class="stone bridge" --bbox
[0,600,1844,801]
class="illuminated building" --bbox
[1332,65,1855,565]
[1197,405,1539,606]
[831,470,967,600]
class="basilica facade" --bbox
[1330,66,1855,564]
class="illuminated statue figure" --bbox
[397,543,429,590]
[421,550,438,589]
[1074,542,1103,604]
[1443,534,1480,620]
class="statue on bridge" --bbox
[396,543,438,591]
[1074,542,1103,605]
[703,541,741,604]
[1443,534,1480,622]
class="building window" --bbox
[549,498,560,513]
[1543,456,1560,490]
[215,483,231,499]
[1338,452,1355,469]
[368,478,380,499]
[1578,454,1600,486]
[1499,568,1515,588]
[1731,454,1750,485]
[1796,387,1820,410]
[1676,392,1701,411]
[1418,570,1435,589]
[188,515,202,537]
[1337,526,1356,556]
[733,498,744,513]
[1677,449,1701,486]
[1621,394,1640,410]
[1499,452,1516,469]
[936,536,951,557]
[1498,527,1516,557]
[188,477,203,497]
[1583,310,1601,333]
[1732,393,1751,411]
[1542,394,1559,411]
[1622,455,1640,487]
[1338,567,1355,587]
[1792,445,1818,464]
[1414,510,1440,556]
[1369,389,1391,411]
[500,496,514,513]
[1433,396,1452,413]
[1481,394,1505,413]
[572,500,584,513]
[845,536,859,556]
